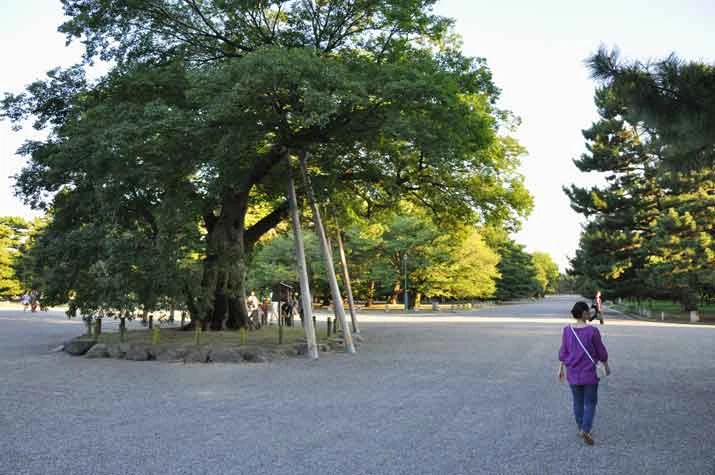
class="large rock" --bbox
[210,348,243,363]
[352,333,367,344]
[329,335,362,348]
[85,343,109,358]
[147,345,171,360]
[280,346,300,357]
[328,337,345,347]
[184,348,210,363]
[64,338,96,356]
[106,344,124,359]
[155,346,190,362]
[124,344,151,361]
[241,350,270,363]
[292,342,331,356]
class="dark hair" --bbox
[571,301,590,319]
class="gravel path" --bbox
[1,296,713,475]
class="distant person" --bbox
[246,290,259,312]
[558,301,610,445]
[590,290,604,324]
[20,293,30,312]
[246,290,260,326]
[66,292,78,319]
[29,289,40,313]
[259,296,271,326]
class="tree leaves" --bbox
[569,51,715,308]
[589,47,715,170]
[495,240,539,301]
[3,1,533,316]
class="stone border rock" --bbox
[63,338,96,356]
[59,334,367,364]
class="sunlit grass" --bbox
[612,299,715,323]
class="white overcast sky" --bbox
[2,0,714,270]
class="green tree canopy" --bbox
[531,251,559,297]
[495,240,538,301]
[3,1,532,326]
[589,47,715,170]
[247,208,502,306]
[0,217,37,299]
[567,50,715,310]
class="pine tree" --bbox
[495,241,539,301]
[568,50,715,309]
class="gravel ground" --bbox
[0,296,713,475]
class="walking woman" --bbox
[589,289,605,324]
[558,301,610,445]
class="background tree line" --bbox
[247,207,560,307]
[0,210,560,307]
[0,216,43,299]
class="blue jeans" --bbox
[570,384,599,433]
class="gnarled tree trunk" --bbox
[201,192,250,330]
[226,256,249,330]
[194,150,290,331]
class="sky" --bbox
[1,0,714,271]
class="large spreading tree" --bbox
[3,1,531,325]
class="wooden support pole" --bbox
[286,157,319,359]
[298,153,355,354]
[334,216,359,334]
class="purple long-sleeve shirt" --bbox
[559,325,608,385]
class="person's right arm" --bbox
[592,329,610,374]
[593,328,608,362]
